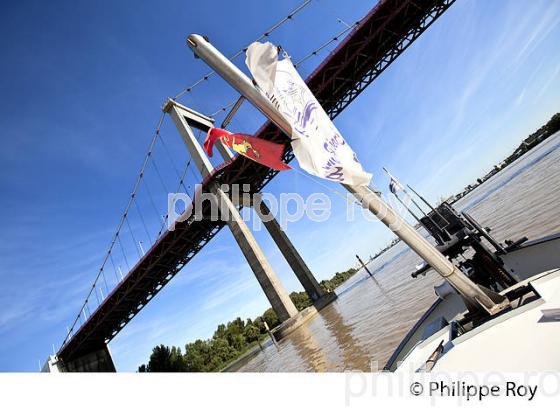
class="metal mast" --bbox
[186,34,509,316]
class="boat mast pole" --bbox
[186,34,509,315]
[392,193,423,224]
[406,183,449,224]
[382,167,437,223]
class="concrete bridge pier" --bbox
[214,138,326,302]
[253,201,325,301]
[211,185,299,321]
[63,345,116,372]
[44,345,116,372]
[165,100,298,322]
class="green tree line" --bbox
[137,267,357,372]
[502,112,560,165]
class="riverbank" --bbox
[449,112,559,203]
[361,112,560,267]
[137,269,356,372]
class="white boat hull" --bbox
[386,233,560,371]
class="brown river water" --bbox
[237,132,560,372]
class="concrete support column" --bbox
[165,101,297,321]
[215,139,325,301]
[211,184,298,320]
[55,345,116,372]
[255,201,325,301]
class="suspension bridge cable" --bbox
[316,0,352,29]
[117,234,130,271]
[157,155,195,237]
[134,200,153,244]
[209,100,240,119]
[150,158,170,194]
[294,22,358,67]
[178,158,193,193]
[142,177,164,224]
[157,132,190,192]
[207,21,359,119]
[291,167,357,205]
[125,217,142,258]
[109,252,120,283]
[60,112,167,350]
[101,270,109,294]
[173,0,313,100]
[157,128,201,237]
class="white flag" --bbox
[389,178,404,194]
[246,42,372,186]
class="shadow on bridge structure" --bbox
[42,0,456,372]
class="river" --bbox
[237,132,560,372]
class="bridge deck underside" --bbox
[59,0,455,363]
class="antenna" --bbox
[406,184,449,225]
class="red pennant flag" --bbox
[204,127,291,171]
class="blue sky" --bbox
[0,0,559,372]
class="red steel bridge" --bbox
[57,0,456,367]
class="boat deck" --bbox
[385,233,560,371]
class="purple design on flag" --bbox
[301,101,317,129]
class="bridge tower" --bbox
[213,135,326,302]
[163,99,311,321]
